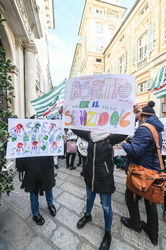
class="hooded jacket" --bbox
[72,129,127,194]
[123,115,164,171]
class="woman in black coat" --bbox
[16,156,56,225]
[72,129,127,250]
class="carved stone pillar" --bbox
[24,43,37,118]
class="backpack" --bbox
[15,158,27,182]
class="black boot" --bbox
[99,230,111,250]
[77,212,92,229]
[141,221,158,245]
[121,217,142,233]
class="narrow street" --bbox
[0,157,166,250]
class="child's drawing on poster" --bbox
[6,118,64,159]
[62,74,136,135]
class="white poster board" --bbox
[6,118,64,159]
[113,143,127,157]
[62,74,136,135]
[159,117,166,155]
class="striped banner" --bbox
[151,66,166,99]
[31,79,66,118]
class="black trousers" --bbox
[125,187,158,238]
[66,153,76,167]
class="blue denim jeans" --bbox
[30,189,53,216]
[86,185,112,231]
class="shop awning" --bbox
[151,66,166,98]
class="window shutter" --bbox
[132,40,137,64]
[147,78,151,90]
[164,8,166,40]
[148,23,154,53]
[124,51,127,71]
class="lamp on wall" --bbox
[162,103,166,113]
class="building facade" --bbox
[0,0,54,118]
[69,0,166,117]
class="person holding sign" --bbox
[15,115,57,226]
[16,156,56,225]
[59,103,140,249]
[72,129,127,250]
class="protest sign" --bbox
[113,143,126,157]
[6,118,64,159]
[62,74,136,135]
[159,117,166,155]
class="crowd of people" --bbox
[12,101,166,250]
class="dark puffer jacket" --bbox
[16,156,55,195]
[72,130,127,194]
[123,115,164,171]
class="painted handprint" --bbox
[10,123,23,134]
[49,123,57,133]
[50,141,58,153]
[15,142,24,154]
[31,140,38,154]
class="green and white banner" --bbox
[31,79,66,118]
[151,66,166,99]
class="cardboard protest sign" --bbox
[6,118,64,159]
[62,74,136,135]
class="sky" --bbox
[48,0,136,87]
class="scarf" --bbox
[90,131,110,142]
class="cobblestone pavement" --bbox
[0,158,166,250]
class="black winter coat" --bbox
[72,130,127,194]
[16,156,55,195]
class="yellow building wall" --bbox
[104,0,166,116]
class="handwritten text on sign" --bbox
[62,74,135,135]
[6,118,64,159]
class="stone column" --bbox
[24,43,37,118]
[15,38,25,118]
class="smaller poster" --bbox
[113,143,126,157]
[159,118,166,155]
[6,118,64,159]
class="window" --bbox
[119,35,125,42]
[96,37,102,48]
[139,3,149,16]
[96,23,103,33]
[96,9,102,15]
[107,67,112,74]
[132,40,137,64]
[84,37,87,55]
[139,32,148,60]
[137,80,151,94]
[119,52,127,74]
[108,12,115,19]
[96,58,102,62]
[164,8,166,40]
[133,24,154,65]
[108,27,115,39]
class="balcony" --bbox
[137,57,147,70]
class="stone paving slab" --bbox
[1,158,166,250]
[0,210,35,250]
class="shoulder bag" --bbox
[126,123,166,204]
